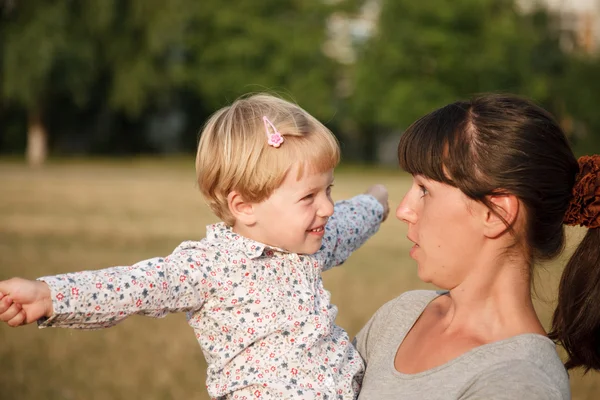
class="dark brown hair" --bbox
[398,93,600,371]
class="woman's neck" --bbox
[441,256,546,343]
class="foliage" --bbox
[181,0,340,120]
[0,0,344,157]
[2,0,600,159]
[1,0,191,116]
[558,54,600,155]
[349,0,568,129]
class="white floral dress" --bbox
[39,194,384,399]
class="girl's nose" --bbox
[318,196,334,218]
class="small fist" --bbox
[0,278,53,327]
[366,184,390,222]
[0,293,25,327]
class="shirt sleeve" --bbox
[459,361,566,400]
[37,249,209,330]
[318,194,384,271]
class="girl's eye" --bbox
[326,184,334,196]
[303,194,314,200]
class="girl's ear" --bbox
[227,191,257,226]
[482,194,520,238]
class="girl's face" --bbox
[249,164,335,255]
[396,175,486,289]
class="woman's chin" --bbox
[416,266,432,284]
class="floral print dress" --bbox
[38,194,384,399]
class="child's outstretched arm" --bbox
[0,249,210,329]
[319,184,389,271]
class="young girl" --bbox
[0,93,389,399]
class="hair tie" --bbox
[263,116,284,148]
[563,155,600,228]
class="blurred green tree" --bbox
[558,54,600,155]
[182,0,340,121]
[1,0,345,163]
[1,0,195,165]
[1,1,83,166]
[348,0,567,160]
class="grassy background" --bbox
[0,160,598,399]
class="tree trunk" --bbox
[26,109,48,167]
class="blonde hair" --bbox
[196,93,340,225]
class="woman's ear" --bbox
[227,191,256,226]
[482,194,520,238]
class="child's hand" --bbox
[0,278,53,327]
[365,184,390,222]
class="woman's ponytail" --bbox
[550,155,600,371]
[550,228,600,371]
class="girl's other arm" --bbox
[0,250,209,329]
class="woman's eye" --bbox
[419,185,428,196]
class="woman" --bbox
[356,94,600,399]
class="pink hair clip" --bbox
[263,116,284,148]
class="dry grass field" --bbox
[0,159,598,399]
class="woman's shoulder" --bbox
[488,334,566,373]
[460,334,569,399]
[503,334,569,383]
[464,356,569,399]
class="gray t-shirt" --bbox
[355,290,570,400]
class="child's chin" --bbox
[295,245,320,255]
[291,238,324,255]
[304,250,319,255]
[305,244,323,255]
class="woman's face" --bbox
[396,175,487,289]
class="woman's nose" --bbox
[396,196,417,224]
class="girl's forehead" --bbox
[292,161,333,178]
[299,170,334,187]
[280,164,333,189]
